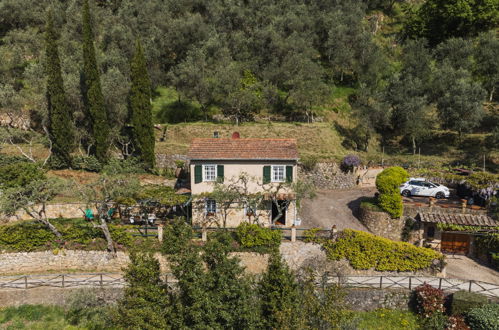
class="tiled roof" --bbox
[187,138,298,160]
[417,212,499,227]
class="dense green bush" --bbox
[236,223,281,251]
[0,219,133,252]
[475,233,499,270]
[0,162,46,189]
[72,155,102,172]
[359,197,383,212]
[375,166,408,218]
[466,304,499,330]
[451,291,488,316]
[323,229,443,272]
[101,158,147,175]
[303,227,325,244]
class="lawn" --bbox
[0,305,79,330]
[353,309,421,330]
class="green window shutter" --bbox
[286,166,293,183]
[194,165,202,184]
[263,166,271,184]
[217,165,224,183]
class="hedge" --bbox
[375,166,408,218]
[235,223,281,251]
[323,229,444,272]
[451,291,488,316]
[0,219,133,252]
[466,304,499,330]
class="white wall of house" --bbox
[189,160,297,195]
[189,160,298,227]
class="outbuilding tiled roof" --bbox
[187,138,298,160]
[417,212,499,227]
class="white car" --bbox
[400,178,450,199]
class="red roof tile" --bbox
[417,212,499,227]
[187,138,298,160]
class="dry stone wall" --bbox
[299,162,357,189]
[358,206,405,241]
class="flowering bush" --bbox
[341,154,361,172]
[414,283,445,318]
[446,316,470,330]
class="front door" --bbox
[272,200,287,226]
[441,233,470,254]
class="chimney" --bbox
[232,132,240,139]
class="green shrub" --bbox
[359,197,383,212]
[420,312,448,330]
[0,222,56,251]
[101,158,147,175]
[451,291,488,316]
[236,223,281,250]
[0,162,46,189]
[466,304,499,330]
[323,229,443,272]
[303,227,325,243]
[72,155,102,172]
[375,166,408,218]
[300,156,318,171]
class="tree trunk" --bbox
[100,218,116,254]
[490,86,495,102]
[412,136,416,155]
[27,206,63,238]
[39,217,63,238]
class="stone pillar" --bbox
[291,226,296,242]
[202,226,208,242]
[429,197,435,208]
[461,199,467,213]
[157,224,164,242]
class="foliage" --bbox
[341,154,361,172]
[360,197,384,212]
[0,305,83,329]
[235,223,281,251]
[353,309,420,330]
[128,40,155,169]
[404,0,499,46]
[258,252,300,329]
[0,219,133,252]
[72,155,102,172]
[300,155,318,171]
[303,227,326,244]
[81,0,109,163]
[162,218,193,255]
[420,312,449,330]
[66,289,114,329]
[436,223,499,232]
[414,283,445,318]
[45,10,74,169]
[447,315,471,330]
[323,229,444,272]
[451,291,487,316]
[465,304,499,330]
[115,250,170,329]
[135,185,189,206]
[474,233,499,269]
[375,166,408,218]
[0,162,45,189]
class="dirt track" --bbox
[299,188,376,231]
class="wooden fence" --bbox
[1,273,498,298]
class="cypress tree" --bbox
[129,40,155,169]
[45,10,74,168]
[81,0,109,163]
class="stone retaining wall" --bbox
[0,250,268,275]
[0,286,412,310]
[299,162,357,189]
[358,206,405,241]
[0,203,89,223]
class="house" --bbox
[187,133,298,228]
[416,212,499,255]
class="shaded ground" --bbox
[299,188,376,230]
[445,255,499,284]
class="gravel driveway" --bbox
[298,188,376,230]
[445,255,499,284]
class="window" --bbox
[427,226,435,238]
[272,165,285,182]
[206,199,216,214]
[203,164,216,181]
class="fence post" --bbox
[62,275,65,288]
[100,274,103,287]
[469,280,473,292]
[409,277,412,290]
[157,224,164,242]
[24,276,28,289]
[202,226,207,242]
[380,276,383,289]
[291,226,296,242]
[439,278,442,290]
